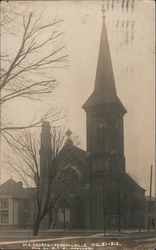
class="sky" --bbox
[1,0,155,196]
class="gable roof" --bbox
[0,178,30,199]
[70,145,86,166]
[58,140,86,167]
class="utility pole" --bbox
[103,185,106,236]
[155,158,156,200]
[150,165,153,201]
[148,164,153,232]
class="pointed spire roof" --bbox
[95,16,117,95]
[83,16,126,113]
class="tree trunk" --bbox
[33,216,42,236]
[118,212,121,232]
[63,206,66,232]
[48,209,53,229]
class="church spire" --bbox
[83,8,123,110]
[101,1,106,20]
[94,7,117,96]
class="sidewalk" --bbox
[0,228,155,242]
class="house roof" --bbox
[0,178,30,199]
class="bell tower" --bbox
[83,9,127,175]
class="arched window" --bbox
[92,159,98,171]
[97,121,108,151]
[98,158,103,171]
[105,158,110,176]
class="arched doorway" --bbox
[55,165,82,230]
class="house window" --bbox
[24,212,31,224]
[1,199,8,209]
[1,211,8,223]
[24,200,31,210]
[97,187,103,216]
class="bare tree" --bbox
[0,4,68,135]
[7,126,78,236]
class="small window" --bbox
[92,158,105,172]
[105,159,110,174]
[105,159,109,168]
[97,122,108,151]
[1,199,8,209]
[1,211,8,223]
[98,159,103,171]
[92,159,98,171]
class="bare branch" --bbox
[0,13,32,90]
[0,80,56,104]
[0,10,68,135]
[0,108,62,132]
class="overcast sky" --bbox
[1,0,155,196]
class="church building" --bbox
[39,13,145,230]
[0,12,146,230]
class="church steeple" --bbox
[83,13,126,113]
[94,12,117,96]
[83,10,126,167]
